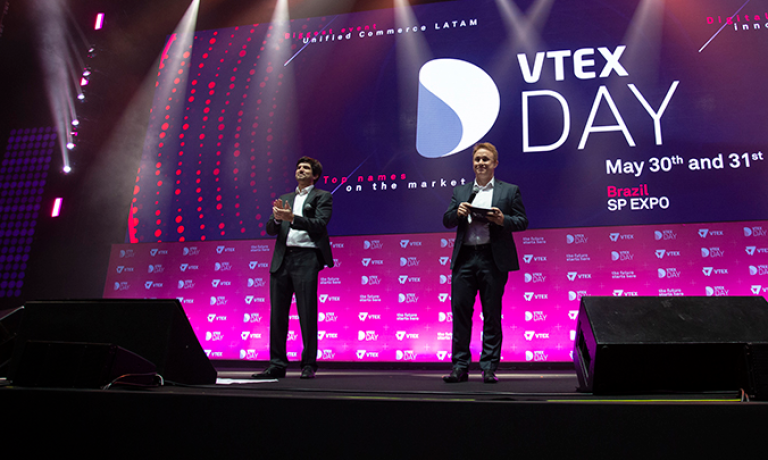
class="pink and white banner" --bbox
[104,220,768,363]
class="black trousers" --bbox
[450,245,509,371]
[269,247,321,370]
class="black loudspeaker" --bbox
[573,296,768,395]
[9,299,216,386]
[11,341,157,388]
[0,307,23,377]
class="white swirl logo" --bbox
[416,59,500,158]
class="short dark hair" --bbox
[472,142,498,162]
[296,156,323,184]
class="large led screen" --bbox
[129,0,768,241]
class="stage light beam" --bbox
[394,0,433,131]
[98,0,199,244]
[31,0,95,177]
[494,0,554,46]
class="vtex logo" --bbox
[524,331,536,341]
[416,59,500,158]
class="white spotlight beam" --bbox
[267,0,291,62]
[494,0,554,52]
[31,0,83,169]
[394,0,433,123]
[83,1,200,243]
[617,0,665,89]
[155,0,200,99]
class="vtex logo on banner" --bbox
[416,59,500,158]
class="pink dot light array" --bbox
[131,23,300,243]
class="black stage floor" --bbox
[211,367,750,403]
[214,368,585,401]
[3,367,767,458]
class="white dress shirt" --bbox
[285,185,317,248]
[464,177,494,246]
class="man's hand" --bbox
[273,199,294,222]
[487,207,504,226]
[457,202,471,218]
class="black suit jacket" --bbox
[443,179,528,271]
[266,187,334,274]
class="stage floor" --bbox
[2,367,749,402]
[211,368,745,402]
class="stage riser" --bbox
[2,388,767,457]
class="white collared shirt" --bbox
[286,185,317,248]
[464,177,494,246]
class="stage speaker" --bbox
[11,341,156,388]
[0,307,23,377]
[573,296,768,396]
[8,299,216,386]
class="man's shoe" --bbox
[482,370,499,384]
[442,368,469,383]
[300,366,316,379]
[252,366,286,379]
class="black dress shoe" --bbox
[300,366,316,379]
[482,370,499,384]
[442,368,469,383]
[252,366,286,379]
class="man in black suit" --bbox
[442,142,528,383]
[253,156,334,380]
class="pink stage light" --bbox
[94,13,104,30]
[52,198,63,217]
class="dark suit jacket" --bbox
[266,187,334,274]
[443,179,528,272]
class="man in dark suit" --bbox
[442,142,528,383]
[253,156,334,380]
